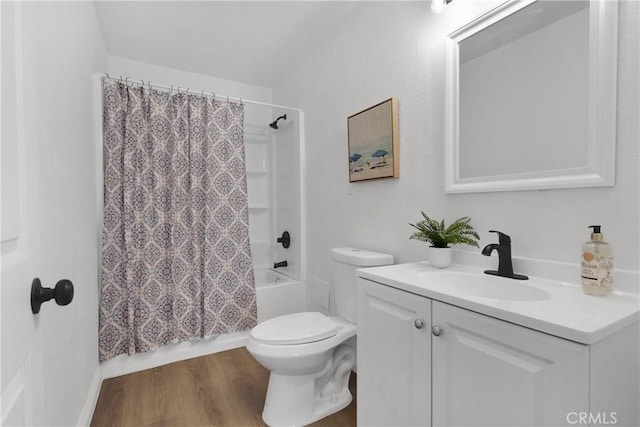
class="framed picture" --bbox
[347,98,399,182]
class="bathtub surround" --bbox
[99,78,256,361]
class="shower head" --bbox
[269,114,287,130]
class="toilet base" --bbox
[261,344,355,427]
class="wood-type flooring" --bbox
[90,347,356,427]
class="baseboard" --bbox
[76,367,103,427]
[76,332,250,424]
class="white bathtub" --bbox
[101,268,305,379]
[254,268,306,322]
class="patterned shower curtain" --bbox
[99,79,257,362]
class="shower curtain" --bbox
[99,79,257,362]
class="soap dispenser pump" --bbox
[581,225,613,296]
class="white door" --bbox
[432,301,589,427]
[1,2,45,424]
[357,278,431,427]
[4,2,101,425]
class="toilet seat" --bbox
[250,312,338,345]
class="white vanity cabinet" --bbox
[357,279,431,426]
[431,300,588,426]
[357,276,638,427]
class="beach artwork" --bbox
[347,98,399,182]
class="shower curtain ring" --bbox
[105,73,110,80]
[226,95,229,103]
[148,81,152,91]
[125,77,130,85]
[170,85,173,94]
[211,92,216,100]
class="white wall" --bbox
[107,55,273,107]
[15,2,107,424]
[273,1,639,310]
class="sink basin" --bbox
[416,270,550,301]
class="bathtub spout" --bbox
[273,260,288,269]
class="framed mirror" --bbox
[445,0,618,193]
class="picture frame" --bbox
[347,98,399,182]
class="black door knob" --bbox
[31,278,74,314]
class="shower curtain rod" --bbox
[95,72,300,112]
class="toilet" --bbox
[246,247,393,426]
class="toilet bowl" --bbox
[246,314,357,426]
[246,247,393,426]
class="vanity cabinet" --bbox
[357,278,590,426]
[431,300,588,426]
[357,279,431,426]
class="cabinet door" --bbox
[357,279,431,426]
[432,301,589,427]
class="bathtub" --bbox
[254,268,306,323]
[101,268,305,379]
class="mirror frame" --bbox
[445,0,618,193]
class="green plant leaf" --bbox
[409,213,480,248]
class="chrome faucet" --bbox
[481,230,528,280]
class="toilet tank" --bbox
[332,247,394,323]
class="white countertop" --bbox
[358,262,640,345]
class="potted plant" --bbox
[409,212,480,268]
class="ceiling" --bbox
[93,1,359,88]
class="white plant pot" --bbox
[428,247,452,269]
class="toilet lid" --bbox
[250,312,338,345]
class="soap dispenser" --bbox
[581,225,613,295]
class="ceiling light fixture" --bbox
[431,0,453,14]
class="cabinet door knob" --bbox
[432,325,442,336]
[414,319,424,329]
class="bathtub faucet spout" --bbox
[273,260,288,269]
